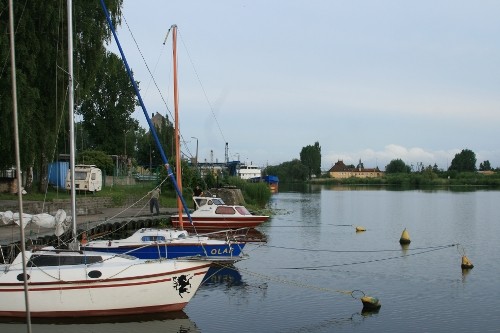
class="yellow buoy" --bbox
[361,295,382,312]
[355,226,366,232]
[461,255,474,269]
[399,228,411,245]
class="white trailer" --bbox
[65,165,102,192]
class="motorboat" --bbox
[171,196,269,231]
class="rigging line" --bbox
[42,19,71,213]
[122,21,196,160]
[262,225,353,228]
[79,179,169,240]
[0,0,28,79]
[121,15,173,120]
[277,244,457,270]
[261,243,458,253]
[178,29,227,144]
[236,264,355,297]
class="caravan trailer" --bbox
[65,165,102,192]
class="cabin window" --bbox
[91,173,96,180]
[28,255,103,267]
[141,236,166,242]
[235,207,251,215]
[215,206,236,215]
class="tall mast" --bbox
[67,0,78,248]
[9,0,32,327]
[172,25,183,229]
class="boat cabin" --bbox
[192,196,252,216]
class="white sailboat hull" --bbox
[0,250,210,317]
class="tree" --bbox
[385,159,411,173]
[479,160,492,171]
[300,141,321,179]
[448,149,477,172]
[135,115,174,170]
[78,51,138,154]
[264,159,308,182]
[0,0,124,191]
[78,150,114,175]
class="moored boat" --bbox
[171,196,269,231]
[82,227,246,262]
[0,247,211,318]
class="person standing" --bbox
[193,185,203,209]
[149,187,160,215]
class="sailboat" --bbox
[82,22,246,261]
[0,0,211,318]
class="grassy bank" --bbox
[0,179,271,212]
[310,171,500,187]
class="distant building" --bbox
[151,112,172,131]
[328,159,383,179]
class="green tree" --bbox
[385,159,411,173]
[448,149,477,172]
[300,141,321,179]
[479,160,491,171]
[78,150,114,175]
[135,115,174,170]
[0,0,124,191]
[78,51,138,154]
[264,159,308,182]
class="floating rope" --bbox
[257,243,457,254]
[208,262,378,311]
[272,244,458,270]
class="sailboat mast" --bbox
[100,0,195,225]
[172,25,184,229]
[9,0,32,326]
[67,0,78,245]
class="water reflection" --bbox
[204,228,267,243]
[202,264,243,287]
[0,311,198,333]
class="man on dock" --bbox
[149,187,161,215]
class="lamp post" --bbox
[191,136,198,166]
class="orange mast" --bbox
[172,25,183,229]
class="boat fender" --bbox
[399,228,411,245]
[81,232,88,245]
[108,240,112,247]
[461,255,474,269]
[361,296,382,312]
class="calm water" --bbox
[3,185,500,332]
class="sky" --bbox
[106,0,500,171]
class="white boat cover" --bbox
[0,209,71,236]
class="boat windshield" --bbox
[212,198,225,205]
